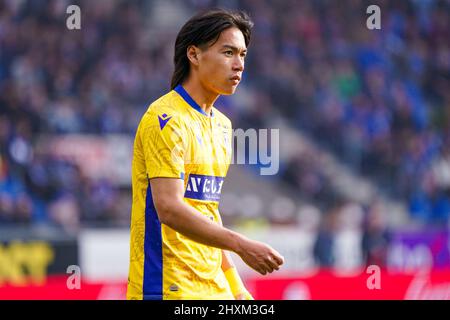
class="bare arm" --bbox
[151,177,284,275]
[151,177,243,252]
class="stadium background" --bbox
[0,0,449,299]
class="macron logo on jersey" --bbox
[158,113,172,130]
[184,174,224,202]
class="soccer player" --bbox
[127,8,284,300]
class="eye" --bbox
[241,53,247,59]
[224,50,233,56]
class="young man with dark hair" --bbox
[127,8,284,300]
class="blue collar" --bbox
[174,84,214,117]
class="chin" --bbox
[220,86,237,95]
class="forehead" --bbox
[210,27,246,50]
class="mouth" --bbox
[230,76,241,84]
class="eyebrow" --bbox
[221,45,247,53]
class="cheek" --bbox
[201,59,228,82]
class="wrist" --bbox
[229,231,245,255]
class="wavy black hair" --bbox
[170,9,253,90]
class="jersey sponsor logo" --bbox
[158,113,172,130]
[184,174,224,202]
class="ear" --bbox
[187,45,201,67]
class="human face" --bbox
[196,27,247,95]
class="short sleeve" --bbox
[140,112,186,179]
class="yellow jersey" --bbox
[127,85,234,300]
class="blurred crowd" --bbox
[0,0,449,235]
[240,0,450,226]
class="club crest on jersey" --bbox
[184,174,224,202]
[158,113,172,130]
[223,130,229,146]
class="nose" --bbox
[233,56,244,72]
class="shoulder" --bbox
[140,91,186,129]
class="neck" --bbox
[181,75,219,115]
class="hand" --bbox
[236,237,284,275]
